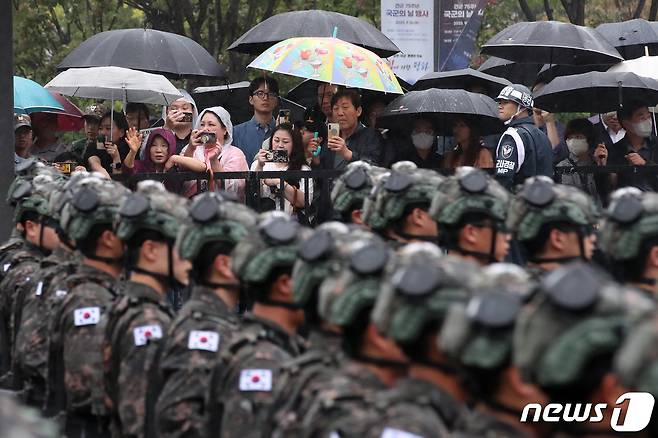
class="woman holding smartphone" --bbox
[84,110,130,178]
[251,123,313,216]
[180,106,248,198]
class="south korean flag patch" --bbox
[73,307,101,326]
[133,324,163,347]
[239,369,273,392]
[188,330,220,352]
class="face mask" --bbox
[566,138,589,156]
[411,132,435,150]
[632,119,653,138]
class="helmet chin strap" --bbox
[504,104,523,126]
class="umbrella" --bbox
[477,57,542,87]
[607,55,658,80]
[45,66,182,105]
[14,76,65,114]
[411,68,511,98]
[286,77,410,112]
[228,10,400,58]
[45,92,84,131]
[376,89,504,136]
[596,19,658,60]
[533,71,658,113]
[535,63,608,85]
[192,82,306,125]
[248,37,403,94]
[57,28,226,79]
[481,21,623,66]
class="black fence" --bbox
[111,165,658,224]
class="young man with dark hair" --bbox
[233,76,280,164]
[324,88,383,169]
[125,103,151,131]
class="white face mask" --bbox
[566,138,589,156]
[411,132,435,150]
[632,119,653,138]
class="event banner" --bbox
[380,0,435,84]
[438,0,489,71]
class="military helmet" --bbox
[176,192,257,262]
[114,181,189,243]
[12,172,61,224]
[362,161,444,230]
[231,211,310,285]
[507,176,598,242]
[371,245,480,345]
[599,188,658,261]
[440,264,533,370]
[59,176,130,243]
[615,315,658,399]
[497,84,534,109]
[429,166,510,226]
[317,229,392,327]
[331,161,386,217]
[292,221,352,308]
[514,262,654,389]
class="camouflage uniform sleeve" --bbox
[156,321,223,438]
[116,309,170,438]
[215,345,292,438]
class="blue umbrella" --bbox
[14,76,65,114]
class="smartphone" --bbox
[328,122,340,138]
[201,132,217,144]
[265,150,289,162]
[96,134,106,150]
[55,162,72,174]
[278,109,291,125]
[312,132,322,157]
[181,112,193,123]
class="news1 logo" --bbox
[520,392,655,432]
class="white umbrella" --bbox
[45,66,182,104]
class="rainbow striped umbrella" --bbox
[248,37,403,94]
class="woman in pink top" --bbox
[181,106,248,198]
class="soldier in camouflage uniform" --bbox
[614,314,658,435]
[297,233,416,438]
[362,161,444,245]
[366,245,481,436]
[155,192,257,438]
[204,211,310,438]
[514,262,654,437]
[506,176,599,274]
[598,188,658,299]
[440,263,544,438]
[47,176,130,437]
[0,172,61,386]
[429,167,511,265]
[103,181,190,438]
[12,175,78,410]
[0,393,59,438]
[262,223,371,437]
[331,161,386,225]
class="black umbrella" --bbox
[478,57,542,87]
[533,71,658,113]
[377,89,504,136]
[193,82,306,125]
[228,10,400,58]
[596,19,658,60]
[481,21,623,66]
[286,78,411,112]
[535,63,608,85]
[58,28,226,79]
[411,68,511,98]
